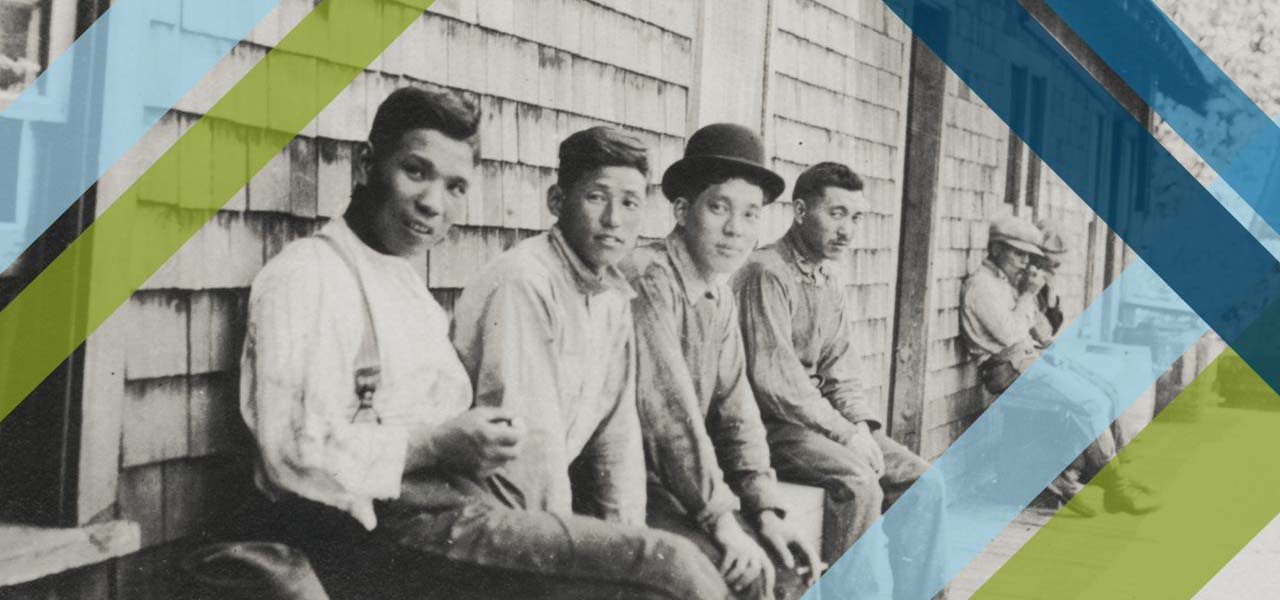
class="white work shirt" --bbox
[959,259,1040,360]
[240,219,472,530]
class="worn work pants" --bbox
[646,483,810,600]
[268,474,730,600]
[766,423,948,600]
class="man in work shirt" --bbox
[625,124,820,599]
[961,217,1157,516]
[242,89,728,599]
[733,162,948,599]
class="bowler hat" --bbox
[989,216,1045,257]
[662,123,785,204]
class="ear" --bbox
[547,184,564,218]
[354,142,374,187]
[673,197,690,228]
[793,198,808,224]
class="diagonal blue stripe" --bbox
[1040,0,1280,247]
[806,0,1280,597]
[0,0,279,273]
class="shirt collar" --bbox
[664,232,725,302]
[780,227,834,286]
[549,225,636,298]
[982,258,1012,283]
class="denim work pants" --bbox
[375,472,731,600]
[766,424,948,600]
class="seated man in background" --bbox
[242,88,728,599]
[625,123,820,599]
[733,162,947,599]
[451,124,733,599]
[960,216,1158,516]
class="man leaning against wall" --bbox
[959,216,1159,517]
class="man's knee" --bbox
[647,532,731,600]
[829,470,885,508]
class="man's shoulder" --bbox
[252,236,343,294]
[456,233,558,312]
[622,241,675,284]
[734,244,790,287]
[962,262,1007,294]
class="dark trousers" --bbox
[258,473,730,600]
[766,424,948,600]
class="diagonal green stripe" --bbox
[973,349,1280,599]
[0,0,434,424]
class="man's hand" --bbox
[845,421,884,476]
[410,407,525,477]
[1018,265,1049,296]
[710,512,775,598]
[756,510,822,588]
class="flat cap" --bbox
[989,216,1045,257]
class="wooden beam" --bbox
[886,34,947,454]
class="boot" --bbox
[1046,472,1096,517]
[1098,469,1160,515]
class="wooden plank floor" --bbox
[947,505,1057,599]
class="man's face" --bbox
[992,242,1032,281]
[676,178,764,277]
[795,186,867,261]
[551,166,648,271]
[362,128,475,258]
[1027,256,1058,290]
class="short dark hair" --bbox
[557,126,650,191]
[368,87,480,159]
[793,162,864,204]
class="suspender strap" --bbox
[317,231,383,424]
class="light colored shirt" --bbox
[240,219,472,530]
[959,259,1040,360]
[451,226,646,525]
[732,228,876,446]
[625,234,782,532]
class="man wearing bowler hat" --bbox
[625,123,821,599]
[733,162,948,599]
[961,216,1159,516]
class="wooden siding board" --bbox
[121,377,190,469]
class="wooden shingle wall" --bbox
[85,0,699,555]
[917,71,1011,459]
[767,0,912,421]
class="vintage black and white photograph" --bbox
[0,0,1276,598]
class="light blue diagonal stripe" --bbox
[1040,0,1280,249]
[0,0,279,273]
